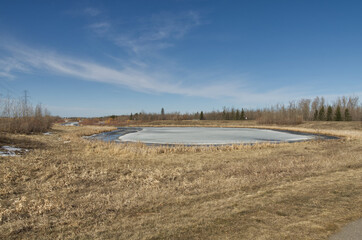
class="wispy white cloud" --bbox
[84,7,101,17]
[86,10,201,54]
[0,43,199,95]
[0,41,323,107]
[64,7,102,18]
[87,22,111,34]
[0,71,14,78]
[139,11,200,41]
[0,57,30,79]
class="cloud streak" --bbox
[84,7,101,17]
[0,42,244,98]
[0,41,325,107]
[87,22,111,34]
[0,57,30,79]
[2,2,339,108]
[86,10,201,54]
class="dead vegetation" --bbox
[0,121,361,239]
[0,96,57,134]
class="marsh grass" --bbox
[0,122,361,239]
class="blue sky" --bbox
[0,0,361,117]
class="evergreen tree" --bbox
[235,109,240,120]
[200,111,204,120]
[225,111,230,120]
[326,106,333,121]
[231,108,235,120]
[241,108,245,120]
[222,109,226,120]
[334,105,342,121]
[344,108,352,121]
[313,109,318,121]
[161,107,165,120]
[129,113,133,120]
[318,106,325,121]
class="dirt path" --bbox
[329,218,362,240]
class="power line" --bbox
[24,90,29,106]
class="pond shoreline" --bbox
[84,127,338,146]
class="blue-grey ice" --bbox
[118,127,315,145]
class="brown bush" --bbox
[0,97,56,134]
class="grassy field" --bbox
[1,121,361,239]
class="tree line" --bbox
[127,96,360,123]
[76,95,362,126]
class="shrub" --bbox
[0,97,55,134]
[256,104,303,125]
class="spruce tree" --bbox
[222,109,226,120]
[313,109,318,121]
[318,106,325,121]
[161,108,165,120]
[231,108,235,120]
[326,106,333,121]
[241,108,245,120]
[200,111,204,120]
[129,113,133,120]
[236,109,240,120]
[334,105,342,121]
[225,112,230,120]
[344,108,352,121]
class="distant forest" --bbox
[81,95,361,125]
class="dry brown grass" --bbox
[0,121,361,239]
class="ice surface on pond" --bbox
[118,127,315,145]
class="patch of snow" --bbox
[62,122,79,126]
[0,151,17,157]
[0,146,27,157]
[43,132,52,135]
[2,146,22,151]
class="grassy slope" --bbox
[0,121,361,239]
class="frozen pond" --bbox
[119,127,314,145]
[87,127,322,145]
